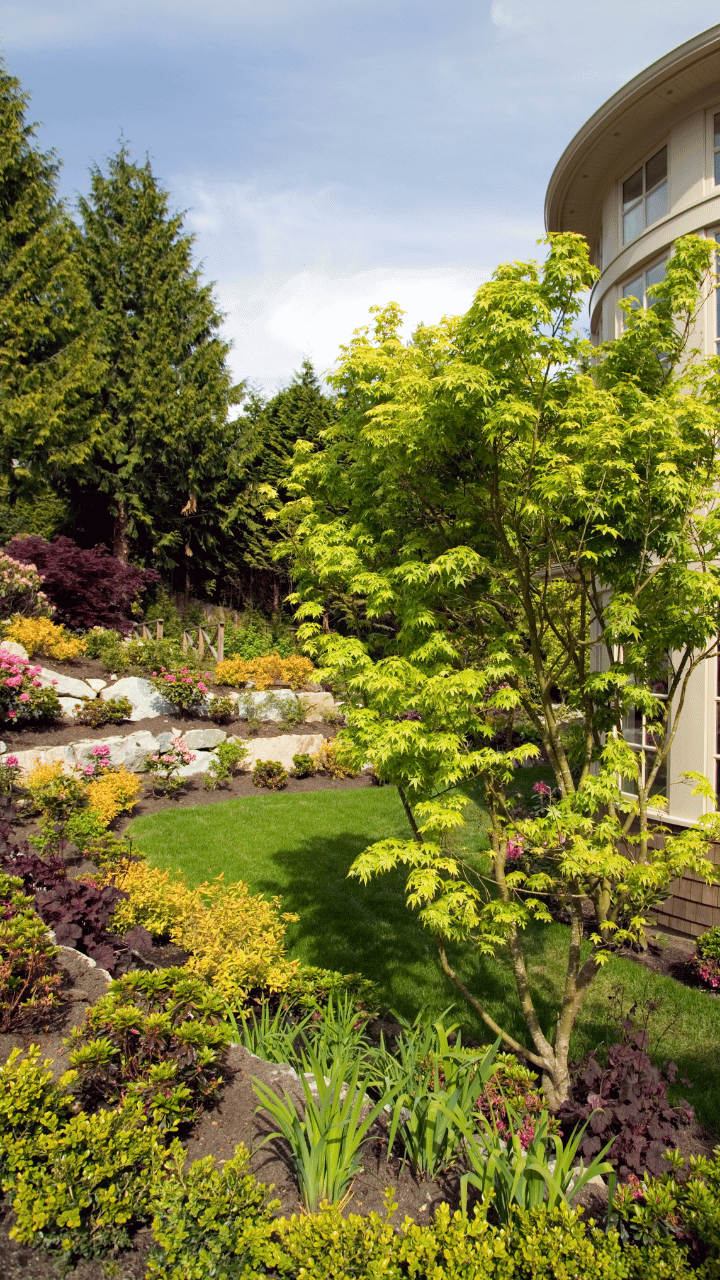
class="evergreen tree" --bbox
[0,59,100,529]
[233,359,335,610]
[73,145,243,591]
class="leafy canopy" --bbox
[285,233,720,1103]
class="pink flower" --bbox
[533,781,551,797]
[506,837,524,861]
[5,756,18,767]
[7,710,16,719]
[198,683,208,694]
[83,766,95,775]
[32,680,41,687]
[4,676,22,687]
[19,693,29,702]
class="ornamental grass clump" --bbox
[0,651,62,724]
[149,665,210,713]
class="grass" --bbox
[127,779,720,1131]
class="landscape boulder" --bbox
[99,676,175,721]
[242,732,324,773]
[0,641,28,661]
[38,666,95,699]
[181,727,227,751]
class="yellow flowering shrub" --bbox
[5,616,86,661]
[214,653,314,691]
[112,864,298,1003]
[85,768,142,825]
[312,738,357,779]
[24,759,64,793]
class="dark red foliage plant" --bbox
[558,1023,694,1180]
[4,536,159,631]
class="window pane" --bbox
[622,168,643,208]
[621,774,638,797]
[649,756,667,801]
[622,705,643,745]
[645,146,667,191]
[715,112,720,149]
[716,149,720,187]
[622,275,643,305]
[645,181,667,226]
[645,262,666,293]
[623,203,644,244]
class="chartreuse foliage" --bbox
[285,232,720,1107]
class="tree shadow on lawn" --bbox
[254,831,559,1050]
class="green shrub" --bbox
[208,694,237,723]
[66,969,231,1127]
[73,695,133,727]
[0,1047,74,1181]
[0,875,63,1031]
[7,1098,161,1263]
[292,752,315,778]
[252,759,288,790]
[150,666,210,712]
[146,1142,280,1280]
[204,738,249,790]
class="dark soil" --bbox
[117,768,375,825]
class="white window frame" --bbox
[713,111,720,188]
[620,145,668,245]
[616,653,670,805]
[616,256,667,334]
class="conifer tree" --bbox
[234,359,335,610]
[73,145,242,589]
[0,59,100,528]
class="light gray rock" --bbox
[0,641,28,661]
[301,692,338,720]
[181,727,227,750]
[176,751,215,777]
[7,743,77,775]
[59,696,84,716]
[38,666,94,699]
[155,732,175,751]
[0,741,6,754]
[235,690,303,722]
[243,733,324,772]
[73,731,159,773]
[99,676,175,721]
[87,678,108,692]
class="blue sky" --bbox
[4,1,719,393]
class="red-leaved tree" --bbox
[4,536,159,631]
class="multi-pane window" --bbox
[622,260,666,311]
[714,113,720,186]
[622,146,668,244]
[620,674,669,802]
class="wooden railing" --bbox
[182,622,224,664]
[130,619,164,641]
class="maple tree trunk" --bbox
[113,500,129,563]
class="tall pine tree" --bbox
[0,59,100,538]
[73,145,243,591]
[232,359,335,611]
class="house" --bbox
[545,23,720,935]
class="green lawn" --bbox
[128,783,720,1131]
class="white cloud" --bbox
[490,3,534,31]
[173,177,543,392]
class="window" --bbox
[621,259,666,311]
[620,670,669,802]
[714,113,720,186]
[622,146,667,244]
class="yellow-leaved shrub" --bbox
[5,616,86,661]
[312,739,357,779]
[24,759,64,793]
[86,768,142,825]
[113,863,298,1003]
[214,653,314,691]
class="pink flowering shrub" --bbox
[0,652,61,724]
[0,551,50,618]
[149,666,210,714]
[690,925,720,989]
[145,739,197,795]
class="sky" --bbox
[4,0,720,395]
